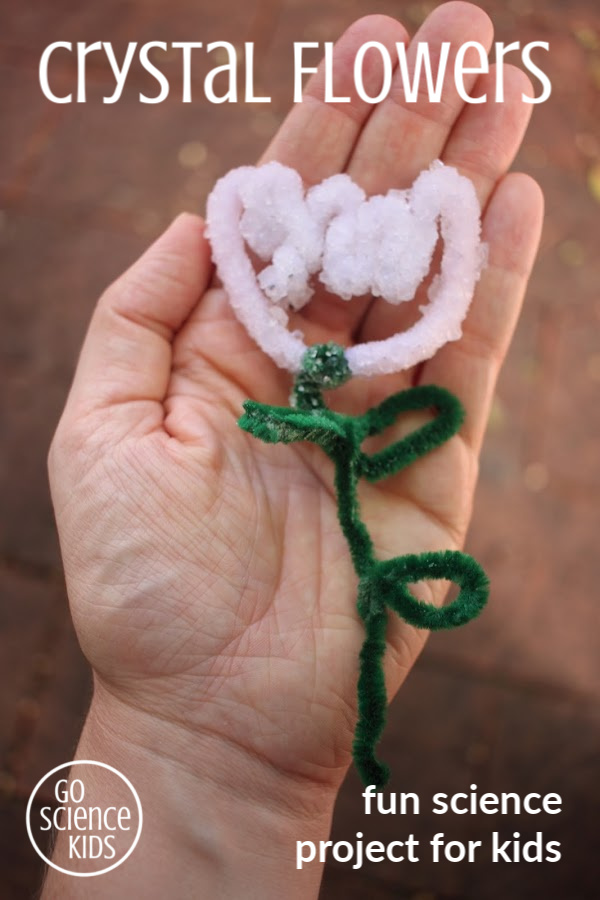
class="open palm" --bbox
[49,6,543,793]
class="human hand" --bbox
[47,4,543,895]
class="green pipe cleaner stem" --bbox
[239,343,489,789]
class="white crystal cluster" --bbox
[206,160,486,376]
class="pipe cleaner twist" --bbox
[239,342,489,789]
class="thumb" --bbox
[65,213,213,437]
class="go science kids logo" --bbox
[26,761,143,877]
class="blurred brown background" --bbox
[1,0,599,897]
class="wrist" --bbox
[43,680,338,898]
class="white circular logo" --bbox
[26,760,143,877]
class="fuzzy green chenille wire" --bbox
[239,343,489,789]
